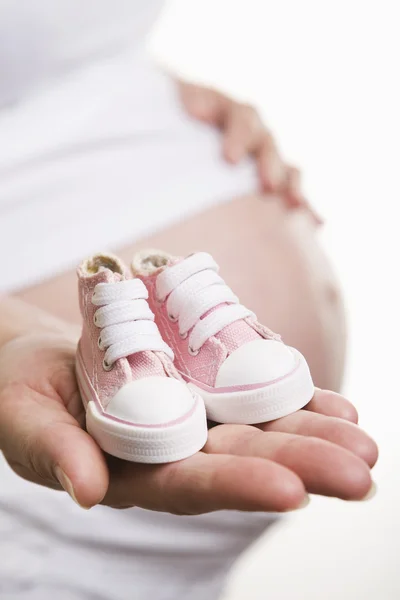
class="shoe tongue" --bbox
[149,256,182,276]
[99,266,131,282]
[153,255,183,275]
[87,267,129,289]
[127,351,165,379]
[131,250,180,278]
[165,256,261,354]
[167,256,182,267]
[124,263,168,377]
[133,251,261,354]
[87,257,167,378]
[119,262,167,379]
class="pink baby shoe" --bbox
[132,250,314,424]
[75,253,207,463]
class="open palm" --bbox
[0,333,378,513]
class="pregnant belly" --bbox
[16,192,324,329]
[17,193,345,391]
[16,193,261,323]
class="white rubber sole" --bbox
[76,363,208,463]
[187,349,314,424]
[85,397,207,463]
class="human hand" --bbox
[0,333,377,513]
[178,81,322,225]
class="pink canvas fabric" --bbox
[77,259,178,410]
[136,257,280,388]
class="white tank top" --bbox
[0,4,272,600]
[0,0,163,106]
[0,0,257,293]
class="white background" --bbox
[150,2,400,598]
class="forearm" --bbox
[0,295,79,348]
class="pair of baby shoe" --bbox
[76,250,314,464]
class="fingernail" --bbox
[360,481,377,502]
[284,495,310,512]
[297,495,311,509]
[55,466,90,510]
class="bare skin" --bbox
[18,193,344,390]
[0,330,377,513]
[3,191,377,514]
[17,82,334,385]
[0,83,377,514]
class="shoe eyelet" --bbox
[179,331,188,340]
[103,358,113,371]
[93,313,99,327]
[188,346,199,357]
[97,336,103,350]
[168,313,178,323]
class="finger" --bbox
[284,167,323,225]
[260,411,378,468]
[6,460,61,490]
[206,425,373,501]
[257,140,287,192]
[178,82,227,124]
[284,166,304,207]
[305,389,359,423]
[104,452,307,515]
[0,385,108,509]
[302,199,324,225]
[223,104,265,163]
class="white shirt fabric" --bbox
[0,0,258,292]
[0,456,276,600]
[0,2,277,599]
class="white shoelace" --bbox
[92,278,173,370]
[156,253,255,355]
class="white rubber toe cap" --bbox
[215,339,296,388]
[106,377,195,425]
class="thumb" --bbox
[0,385,109,509]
